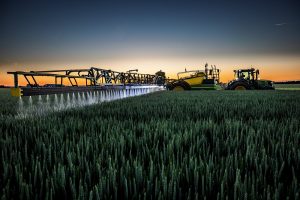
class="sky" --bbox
[0,0,299,85]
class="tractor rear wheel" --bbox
[166,83,175,90]
[235,85,246,90]
[229,81,250,90]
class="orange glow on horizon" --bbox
[1,54,299,86]
[1,68,299,86]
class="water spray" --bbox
[16,86,164,119]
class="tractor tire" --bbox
[229,81,250,90]
[262,86,275,90]
[172,81,191,91]
[166,83,175,90]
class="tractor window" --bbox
[236,71,247,79]
[245,72,251,80]
[241,72,248,78]
[236,71,253,80]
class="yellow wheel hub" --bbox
[173,86,185,91]
[235,86,246,90]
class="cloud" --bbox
[275,23,287,26]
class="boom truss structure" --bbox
[8,67,166,96]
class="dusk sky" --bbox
[1,0,299,85]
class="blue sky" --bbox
[0,0,299,83]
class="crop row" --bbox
[0,90,300,199]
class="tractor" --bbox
[226,68,274,90]
[166,63,221,91]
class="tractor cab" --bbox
[234,68,259,82]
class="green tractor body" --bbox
[226,68,274,90]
